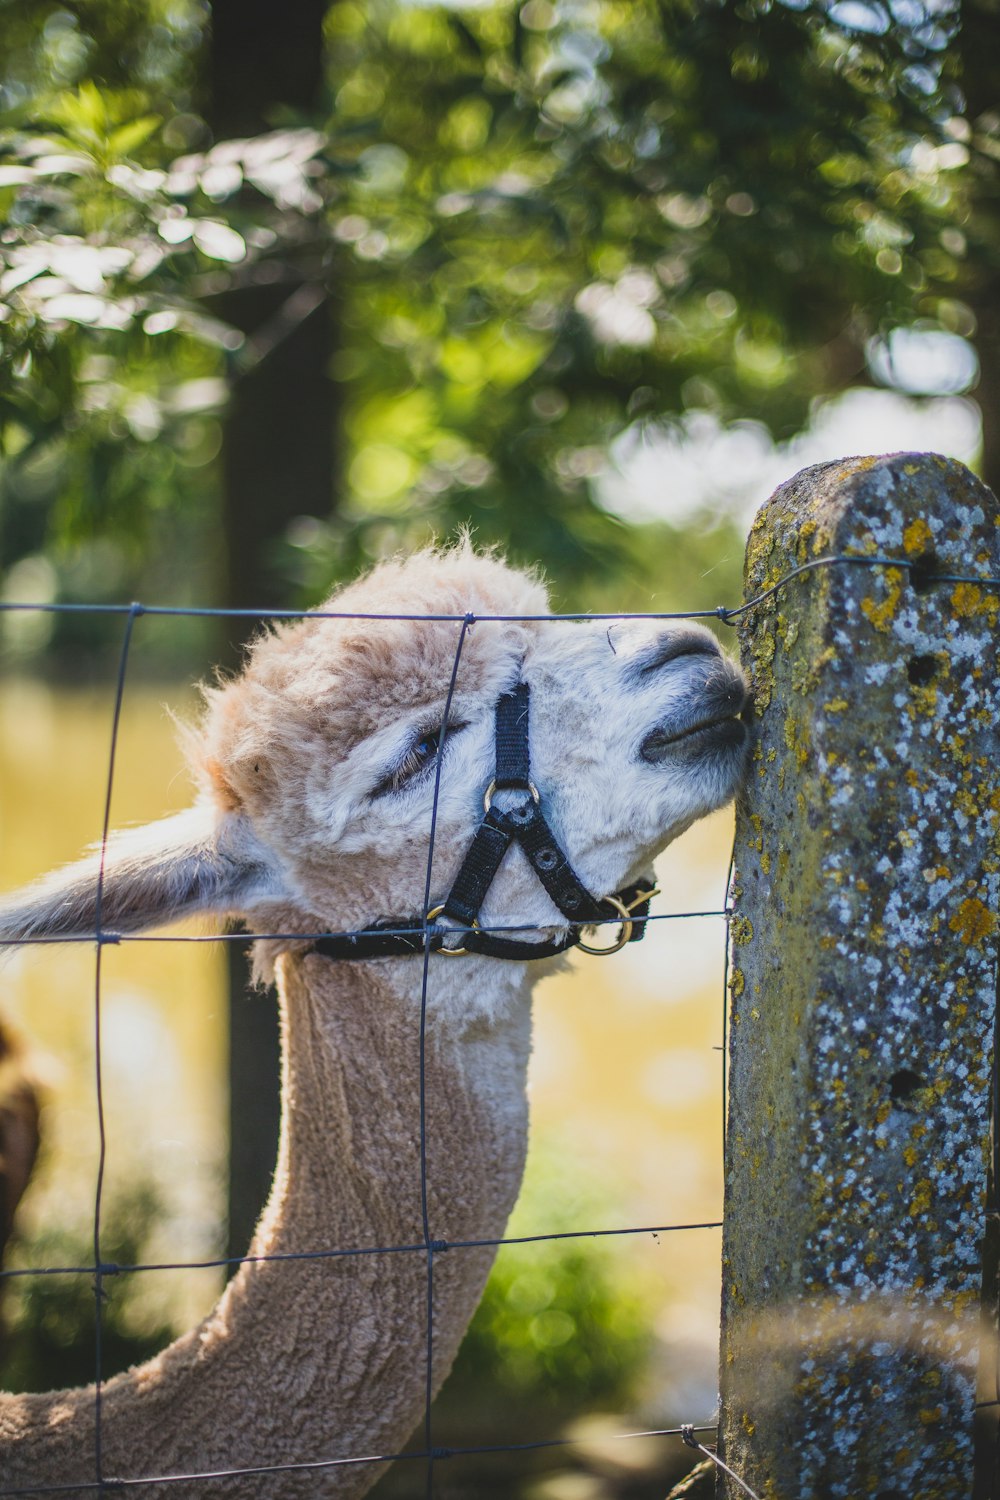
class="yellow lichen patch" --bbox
[731,916,754,946]
[949,896,997,946]
[956,789,979,822]
[919,1407,943,1426]
[755,632,776,666]
[951,582,983,617]
[824,698,849,713]
[783,713,811,768]
[910,1179,933,1216]
[860,568,904,632]
[729,969,746,998]
[796,519,818,564]
[903,517,933,555]
[910,681,938,717]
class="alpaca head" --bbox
[196,545,749,948]
[0,546,749,990]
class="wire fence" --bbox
[0,547,998,1500]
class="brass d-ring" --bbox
[576,895,634,957]
[483,779,540,813]
[426,904,477,957]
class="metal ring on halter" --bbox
[483,778,541,813]
[576,894,635,957]
[426,905,477,957]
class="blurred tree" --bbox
[3,0,994,1296]
[2,0,995,622]
[1,3,995,1481]
[203,0,334,1267]
[949,0,1000,492]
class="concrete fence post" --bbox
[718,454,1000,1498]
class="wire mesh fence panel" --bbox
[0,453,997,1499]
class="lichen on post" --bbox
[718,454,1000,1498]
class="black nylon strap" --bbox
[494,682,531,788]
[307,880,655,964]
[311,921,578,962]
[443,679,608,928]
[493,800,607,923]
[312,924,444,960]
[441,818,510,927]
[306,673,659,965]
[462,928,579,960]
[620,883,653,943]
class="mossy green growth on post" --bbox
[719,454,1000,1499]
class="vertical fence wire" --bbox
[91,602,142,1494]
[417,613,473,1500]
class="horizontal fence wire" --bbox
[0,1424,722,1498]
[0,1220,726,1283]
[0,549,995,1498]
[0,911,729,947]
[0,549,997,625]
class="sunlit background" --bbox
[2,0,998,1493]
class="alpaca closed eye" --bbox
[374,721,467,798]
[402,732,441,778]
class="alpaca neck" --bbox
[0,951,534,1499]
[254,950,532,1260]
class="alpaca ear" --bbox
[0,807,287,947]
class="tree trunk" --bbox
[207,0,335,1262]
[955,0,1000,500]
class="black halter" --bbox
[310,682,656,963]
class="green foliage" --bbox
[0,0,996,627]
[367,1142,668,1497]
[0,1184,178,1393]
[437,1145,654,1432]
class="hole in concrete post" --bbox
[888,1068,925,1101]
[906,654,937,686]
[908,552,940,593]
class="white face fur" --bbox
[260,612,750,961]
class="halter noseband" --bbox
[310,681,656,963]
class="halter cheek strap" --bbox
[441,683,611,930]
[310,681,656,963]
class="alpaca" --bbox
[0,1021,39,1258]
[0,545,749,1498]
